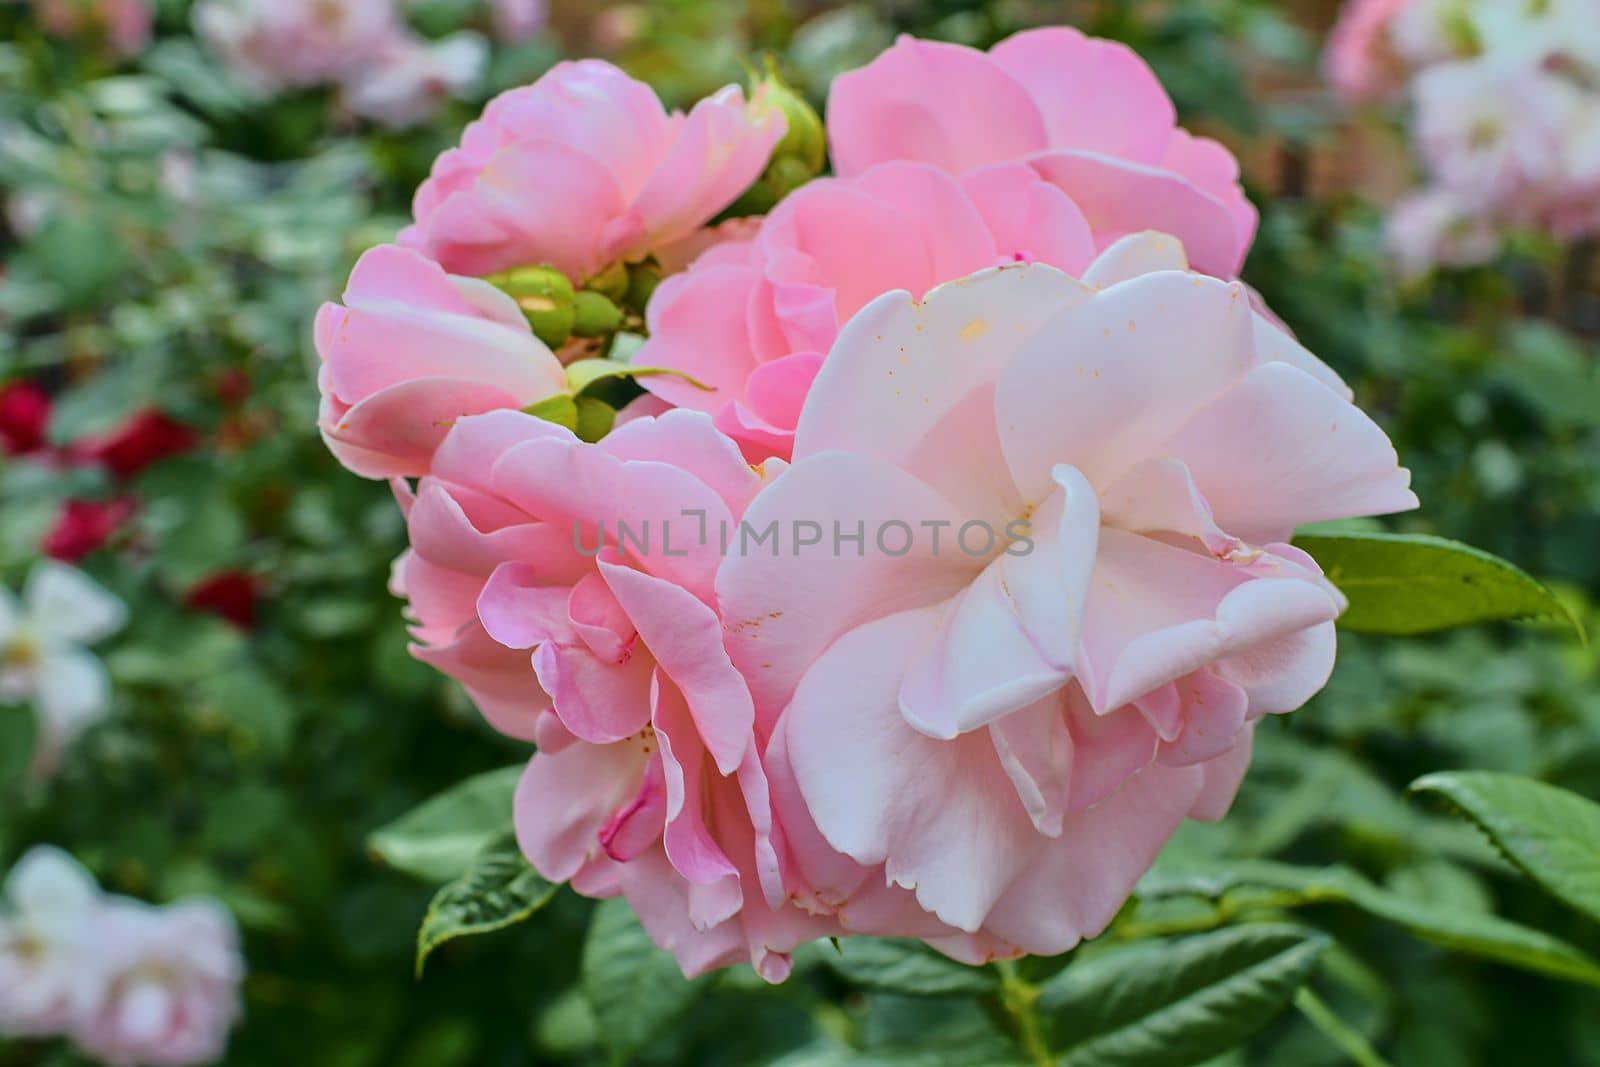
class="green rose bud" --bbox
[487,266,575,350]
[571,291,623,338]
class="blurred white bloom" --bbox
[1413,55,1584,210]
[0,847,104,1037]
[193,0,403,95]
[1386,187,1503,277]
[73,900,244,1067]
[342,31,488,129]
[0,562,126,773]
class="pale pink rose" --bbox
[491,0,546,41]
[716,236,1416,957]
[193,0,401,96]
[1413,55,1583,212]
[314,244,567,479]
[1385,188,1503,276]
[825,29,1258,277]
[342,31,487,130]
[392,409,834,978]
[34,0,153,58]
[73,900,243,1067]
[635,160,1098,461]
[1325,0,1410,101]
[0,847,103,1037]
[398,60,787,281]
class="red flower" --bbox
[43,497,136,562]
[184,571,259,630]
[77,410,197,480]
[0,382,52,456]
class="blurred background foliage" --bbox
[1,1,1597,1065]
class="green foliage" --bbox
[581,898,713,1061]
[1298,531,1580,636]
[1042,925,1327,1067]
[369,766,522,884]
[415,832,558,976]
[1412,771,1600,924]
[824,938,1001,997]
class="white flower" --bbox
[0,562,127,771]
[72,898,244,1067]
[0,847,105,1037]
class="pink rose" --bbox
[73,900,243,1067]
[826,29,1258,277]
[1325,0,1410,102]
[398,60,786,281]
[716,237,1416,956]
[634,160,1098,461]
[314,244,567,479]
[393,409,833,978]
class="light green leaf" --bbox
[415,832,557,976]
[1043,924,1326,1067]
[824,938,999,997]
[564,358,711,397]
[581,897,710,1060]
[369,766,521,883]
[1133,860,1600,987]
[573,396,616,444]
[1294,532,1579,636]
[1411,771,1600,924]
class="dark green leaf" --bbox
[1295,532,1579,635]
[1134,860,1600,987]
[0,707,38,792]
[369,766,522,883]
[1044,924,1326,1067]
[825,938,999,997]
[415,832,557,976]
[581,897,710,1060]
[1411,771,1600,924]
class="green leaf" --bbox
[369,766,521,883]
[1294,532,1580,636]
[564,358,712,397]
[1043,924,1326,1067]
[1133,860,1600,987]
[824,938,999,997]
[581,897,710,1060]
[1410,771,1600,924]
[415,832,557,976]
[0,707,38,792]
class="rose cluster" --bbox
[1326,0,1600,274]
[0,847,244,1066]
[317,29,1417,978]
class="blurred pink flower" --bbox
[715,239,1415,957]
[826,29,1258,277]
[392,408,832,978]
[399,60,786,280]
[193,0,400,95]
[34,0,153,59]
[1386,188,1503,278]
[491,0,546,42]
[1325,0,1409,101]
[635,160,1099,461]
[341,31,487,130]
[314,244,567,479]
[73,900,243,1067]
